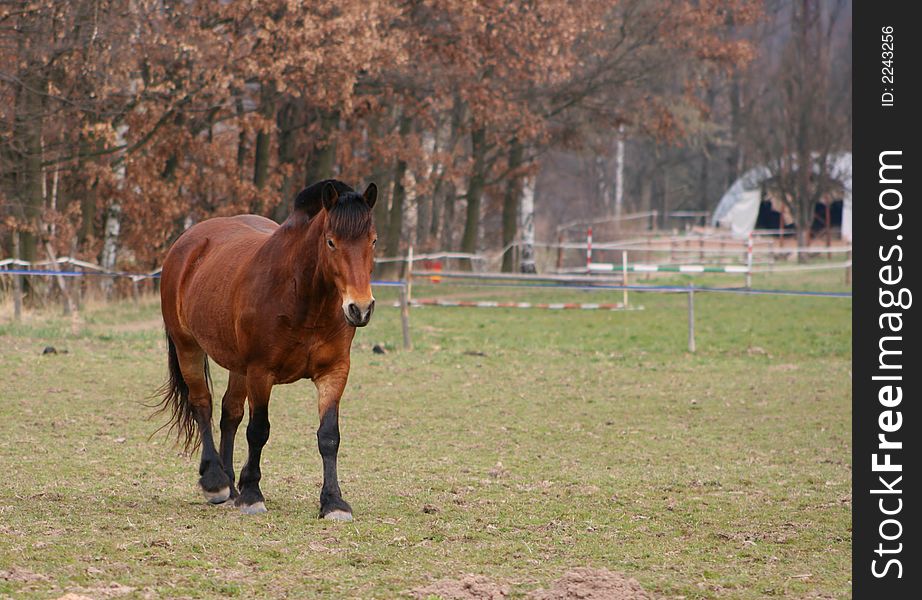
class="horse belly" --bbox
[162,220,270,372]
[183,285,243,371]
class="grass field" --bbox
[0,269,851,599]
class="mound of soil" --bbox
[528,568,656,600]
[410,574,510,599]
[0,567,47,582]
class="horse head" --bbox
[319,181,378,327]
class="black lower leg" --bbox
[194,405,230,495]
[219,411,242,498]
[237,406,270,507]
[318,408,351,517]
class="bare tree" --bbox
[742,0,852,246]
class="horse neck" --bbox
[273,211,337,309]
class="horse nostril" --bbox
[366,300,375,318]
[348,303,361,322]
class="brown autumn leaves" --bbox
[1,0,759,270]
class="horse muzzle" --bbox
[344,299,375,327]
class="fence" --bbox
[372,230,851,281]
[3,244,851,355]
[384,271,850,353]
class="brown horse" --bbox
[156,179,377,520]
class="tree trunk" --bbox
[501,140,523,272]
[101,204,121,267]
[14,68,45,265]
[460,126,487,263]
[519,175,537,273]
[383,115,413,268]
[100,124,128,296]
[235,93,248,182]
[160,112,186,182]
[614,124,625,218]
[252,82,276,211]
[79,133,101,247]
[371,166,393,246]
[416,130,438,249]
[440,181,458,250]
[698,149,710,215]
[428,175,445,245]
[431,95,465,249]
[12,234,23,320]
[303,110,338,186]
[727,74,743,187]
[793,0,818,258]
[273,99,300,223]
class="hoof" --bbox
[323,510,353,522]
[203,486,230,504]
[238,501,267,515]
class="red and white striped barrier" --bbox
[401,298,638,311]
[588,262,750,273]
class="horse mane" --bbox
[327,194,373,240]
[293,179,354,220]
[294,179,373,239]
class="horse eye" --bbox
[372,238,377,247]
[327,239,335,249]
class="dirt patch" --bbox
[410,574,510,599]
[65,583,136,598]
[0,567,48,582]
[528,568,657,600]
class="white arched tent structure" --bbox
[711,152,852,241]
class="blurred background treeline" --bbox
[1,0,851,276]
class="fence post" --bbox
[406,245,414,303]
[398,284,412,350]
[746,233,753,289]
[687,283,696,353]
[622,250,629,307]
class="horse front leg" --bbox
[314,374,353,521]
[236,372,273,514]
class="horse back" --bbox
[163,215,278,283]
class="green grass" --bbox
[0,271,851,598]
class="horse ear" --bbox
[363,183,377,208]
[321,181,339,211]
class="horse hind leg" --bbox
[173,339,232,503]
[217,372,247,502]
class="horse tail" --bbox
[151,332,201,452]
